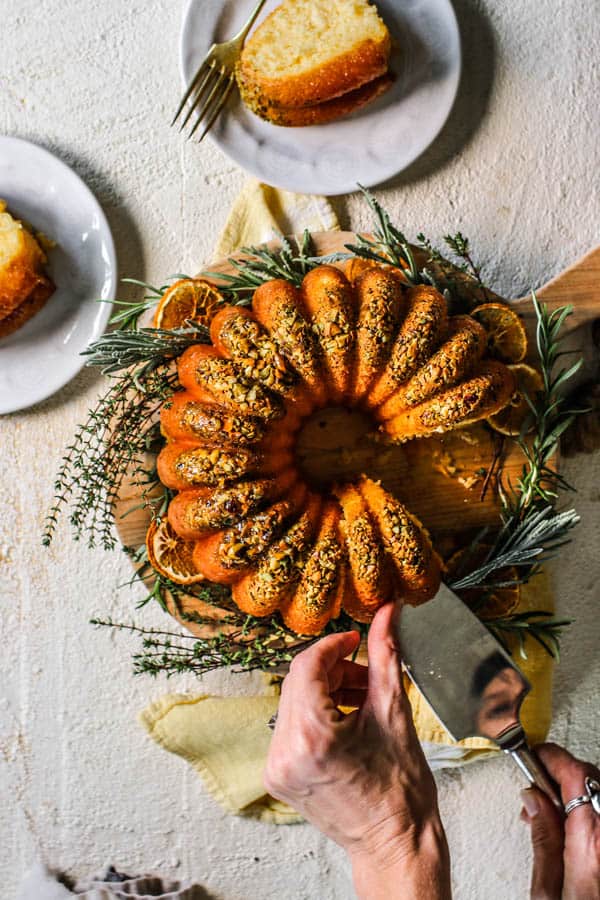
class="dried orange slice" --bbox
[153,278,224,330]
[146,518,205,585]
[471,302,528,363]
[447,546,520,620]
[487,363,544,436]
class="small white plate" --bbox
[180,0,461,196]
[0,136,116,415]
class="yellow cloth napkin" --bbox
[140,690,302,825]
[141,180,554,821]
[213,177,339,259]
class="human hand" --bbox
[521,742,600,899]
[263,602,451,900]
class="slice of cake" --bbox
[236,0,391,111]
[0,201,54,337]
[239,72,393,126]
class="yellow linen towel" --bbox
[141,180,555,820]
[140,692,302,825]
[213,177,339,260]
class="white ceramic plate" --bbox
[180,0,461,196]
[0,136,116,415]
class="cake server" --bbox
[396,582,563,809]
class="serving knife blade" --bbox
[397,582,562,809]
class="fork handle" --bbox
[234,0,268,42]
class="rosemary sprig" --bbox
[345,185,422,282]
[81,324,209,375]
[449,293,584,598]
[506,294,584,512]
[449,505,580,591]
[202,230,322,294]
[106,278,170,331]
[485,611,572,661]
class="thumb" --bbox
[521,787,564,900]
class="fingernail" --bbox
[521,788,540,818]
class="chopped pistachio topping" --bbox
[249,511,315,605]
[180,402,265,445]
[419,374,503,429]
[186,480,273,531]
[401,322,485,408]
[299,530,342,611]
[267,301,322,381]
[312,298,354,361]
[347,514,382,586]
[217,500,291,569]
[175,446,257,486]
[356,279,402,372]
[219,315,296,394]
[380,499,429,577]
[387,293,447,386]
[193,356,283,421]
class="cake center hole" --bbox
[295,406,408,490]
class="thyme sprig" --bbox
[43,365,175,550]
[345,188,491,313]
[90,610,368,676]
[90,618,298,675]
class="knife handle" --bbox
[504,738,563,811]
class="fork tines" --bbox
[172,57,235,143]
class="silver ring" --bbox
[267,713,278,731]
[564,777,600,816]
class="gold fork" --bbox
[172,0,268,142]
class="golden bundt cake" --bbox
[279,500,346,635]
[192,482,308,584]
[300,265,355,404]
[334,482,392,621]
[157,264,517,635]
[232,493,323,618]
[350,266,405,404]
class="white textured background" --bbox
[1,0,600,897]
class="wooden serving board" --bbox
[115,232,600,638]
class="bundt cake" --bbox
[157,264,516,635]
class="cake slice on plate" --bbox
[0,201,55,337]
[236,0,392,124]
